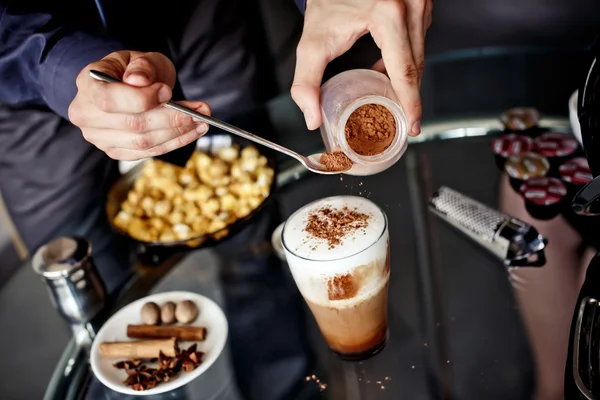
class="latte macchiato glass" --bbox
[282,195,390,361]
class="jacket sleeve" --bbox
[0,4,124,119]
[294,0,306,14]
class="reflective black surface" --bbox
[63,121,576,400]
[2,47,598,400]
[565,253,600,399]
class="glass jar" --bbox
[319,69,408,176]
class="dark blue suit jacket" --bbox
[0,0,306,120]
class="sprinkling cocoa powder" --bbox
[345,104,396,156]
[305,206,370,249]
[320,151,353,172]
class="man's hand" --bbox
[292,0,433,136]
[68,51,210,161]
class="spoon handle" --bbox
[89,70,304,162]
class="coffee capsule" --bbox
[505,152,550,192]
[491,133,533,170]
[532,132,580,174]
[557,156,596,236]
[500,107,540,131]
[558,157,593,188]
[519,177,567,220]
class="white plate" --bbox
[90,291,228,396]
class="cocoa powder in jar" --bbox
[344,104,396,156]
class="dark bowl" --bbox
[105,136,277,251]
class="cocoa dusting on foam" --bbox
[327,273,359,301]
[345,104,396,156]
[320,151,353,172]
[305,206,370,249]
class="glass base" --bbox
[331,333,388,362]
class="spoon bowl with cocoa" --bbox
[279,151,351,174]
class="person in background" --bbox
[0,0,430,276]
[68,0,430,162]
[0,0,432,398]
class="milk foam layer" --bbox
[282,196,385,262]
[282,196,389,307]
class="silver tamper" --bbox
[429,186,548,267]
[32,236,106,346]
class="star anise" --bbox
[152,351,181,382]
[112,345,203,390]
[176,343,204,372]
[113,359,142,370]
[153,368,178,383]
[123,367,158,391]
[113,359,142,374]
[158,351,181,371]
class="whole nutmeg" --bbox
[160,301,176,324]
[175,300,199,324]
[140,302,161,325]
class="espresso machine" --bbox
[564,35,600,398]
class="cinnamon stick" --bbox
[98,338,177,359]
[127,325,207,341]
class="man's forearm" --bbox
[0,4,123,119]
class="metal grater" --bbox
[429,186,548,267]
